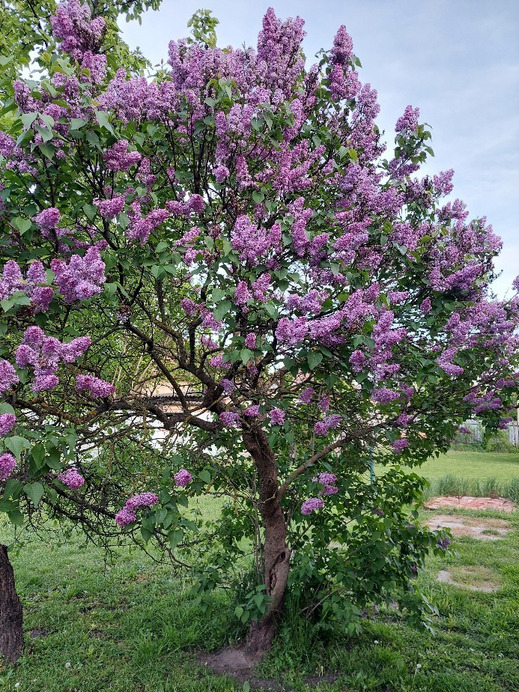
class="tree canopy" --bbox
[1,0,518,655]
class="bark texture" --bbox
[0,545,23,663]
[242,426,291,657]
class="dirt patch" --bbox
[437,566,500,592]
[198,648,284,691]
[425,514,512,540]
[198,649,339,690]
[424,496,515,513]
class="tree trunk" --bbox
[242,426,290,658]
[0,545,23,663]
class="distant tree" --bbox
[1,0,517,659]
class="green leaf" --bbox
[213,300,231,322]
[12,217,32,234]
[5,436,31,459]
[3,479,22,499]
[30,444,46,468]
[307,351,323,370]
[95,110,115,134]
[21,112,37,128]
[240,349,253,365]
[35,125,53,142]
[70,118,87,130]
[141,527,153,543]
[7,510,23,526]
[39,144,55,160]
[168,529,183,549]
[24,482,44,508]
[198,469,211,484]
[151,265,165,280]
[40,114,54,128]
[0,500,17,512]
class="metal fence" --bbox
[461,419,519,447]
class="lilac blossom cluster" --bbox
[50,0,106,61]
[51,246,106,302]
[0,360,18,393]
[174,469,192,487]
[115,492,158,526]
[269,408,285,425]
[126,201,169,244]
[58,467,85,489]
[231,216,281,265]
[0,260,54,313]
[301,497,325,515]
[15,326,91,392]
[94,195,125,220]
[0,452,17,481]
[314,414,342,436]
[76,374,115,398]
[313,472,339,495]
[219,412,241,427]
[0,414,16,436]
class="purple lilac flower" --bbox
[115,507,136,526]
[51,246,106,302]
[214,165,229,183]
[313,472,337,486]
[299,387,314,404]
[81,51,106,84]
[392,439,409,453]
[301,497,325,515]
[0,452,17,481]
[373,508,384,517]
[219,412,241,427]
[244,333,256,349]
[269,408,285,425]
[275,316,308,345]
[220,379,235,395]
[436,537,451,550]
[395,105,420,134]
[0,414,16,436]
[420,297,432,314]
[244,404,260,417]
[76,374,115,398]
[174,469,192,487]
[322,485,338,495]
[234,281,251,305]
[314,414,342,436]
[103,140,141,171]
[50,0,105,60]
[58,467,85,489]
[181,298,197,316]
[349,350,366,373]
[95,196,125,220]
[34,207,60,230]
[0,360,19,393]
[372,388,400,404]
[125,492,159,510]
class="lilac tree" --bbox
[1,0,518,657]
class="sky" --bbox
[120,0,519,298]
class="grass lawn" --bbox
[1,501,519,692]
[419,450,519,483]
[407,450,519,501]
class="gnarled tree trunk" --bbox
[0,545,23,663]
[242,426,291,658]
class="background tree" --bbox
[0,0,518,659]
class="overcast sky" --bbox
[120,0,518,298]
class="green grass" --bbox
[1,450,519,691]
[418,451,519,484]
[2,506,519,691]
